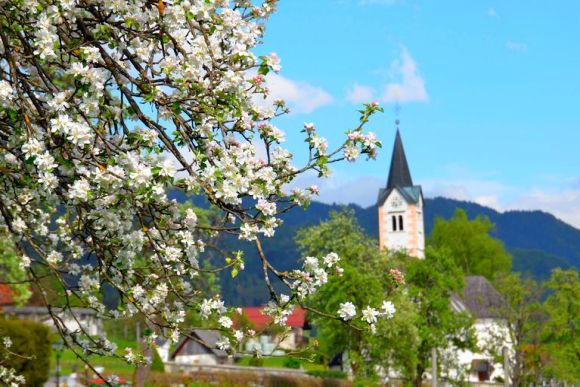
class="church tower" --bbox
[377,124,425,258]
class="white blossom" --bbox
[338,302,357,321]
[381,300,396,319]
[68,179,91,202]
[46,251,63,266]
[362,306,380,325]
[0,80,14,105]
[0,0,386,368]
[219,316,233,329]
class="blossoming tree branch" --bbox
[0,0,395,377]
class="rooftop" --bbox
[462,276,506,319]
[0,285,13,306]
[240,306,306,330]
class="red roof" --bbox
[241,306,306,329]
[0,285,14,306]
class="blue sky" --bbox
[254,0,580,228]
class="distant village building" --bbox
[380,127,511,383]
[450,275,512,383]
[240,307,308,354]
[1,306,102,336]
[0,284,14,308]
[170,329,232,366]
[377,125,425,258]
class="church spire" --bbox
[386,123,413,190]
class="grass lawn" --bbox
[235,356,326,371]
[50,337,137,377]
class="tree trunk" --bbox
[413,365,425,387]
[132,339,152,387]
[133,321,155,387]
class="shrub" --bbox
[283,357,301,369]
[150,347,165,373]
[306,370,348,380]
[0,319,52,385]
[248,357,264,367]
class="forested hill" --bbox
[169,191,580,305]
[422,197,578,276]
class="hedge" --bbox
[0,319,52,386]
[150,347,165,373]
[306,369,348,379]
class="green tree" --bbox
[429,208,512,280]
[0,232,31,306]
[542,268,580,384]
[492,272,545,385]
[295,210,418,381]
[0,319,52,386]
[406,247,476,386]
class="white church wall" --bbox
[449,318,511,384]
[380,189,424,258]
[381,189,410,252]
[415,196,425,258]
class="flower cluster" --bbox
[0,0,386,367]
[338,300,396,333]
[0,366,25,387]
[0,336,25,386]
[290,254,343,300]
[389,268,406,285]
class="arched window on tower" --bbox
[399,215,404,231]
[392,215,397,231]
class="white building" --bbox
[170,329,232,366]
[1,306,103,336]
[377,125,425,258]
[449,276,512,383]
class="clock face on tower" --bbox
[392,196,402,208]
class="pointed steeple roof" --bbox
[386,129,413,190]
[377,127,422,206]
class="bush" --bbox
[283,357,301,369]
[248,356,264,367]
[0,319,52,385]
[150,347,165,373]
[306,370,347,380]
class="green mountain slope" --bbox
[168,191,580,305]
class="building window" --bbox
[472,360,493,381]
[392,216,397,231]
[399,215,404,231]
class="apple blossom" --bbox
[0,0,388,373]
[338,302,357,321]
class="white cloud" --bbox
[511,188,580,230]
[286,170,580,229]
[288,173,384,207]
[422,177,509,209]
[346,48,428,105]
[346,83,375,104]
[264,73,333,114]
[381,48,429,103]
[506,40,527,52]
[423,176,580,229]
[487,7,498,18]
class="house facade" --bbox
[450,276,512,383]
[1,306,103,336]
[240,306,307,354]
[170,329,232,366]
